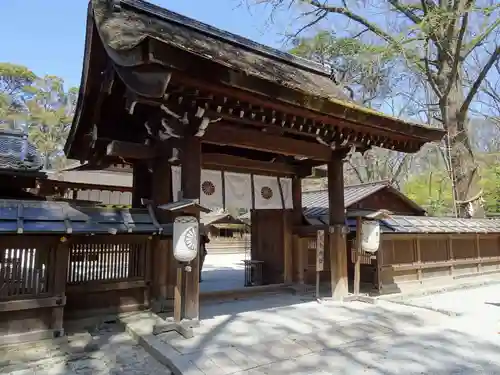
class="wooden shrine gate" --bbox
[64,0,444,324]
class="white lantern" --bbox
[173,216,199,262]
[361,220,380,253]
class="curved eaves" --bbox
[64,2,96,159]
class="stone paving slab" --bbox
[0,320,171,375]
[405,283,500,317]
[232,319,500,375]
[123,294,452,375]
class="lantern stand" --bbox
[350,209,392,296]
[149,200,210,339]
[152,261,195,339]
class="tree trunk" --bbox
[442,84,484,218]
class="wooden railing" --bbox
[0,238,57,301]
[65,235,151,316]
[0,234,153,343]
[378,233,500,294]
[68,242,145,283]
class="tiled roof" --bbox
[0,130,43,173]
[305,213,500,234]
[200,213,246,226]
[302,180,393,217]
[384,215,500,234]
[0,200,164,235]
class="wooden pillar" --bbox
[327,157,348,299]
[283,212,293,283]
[415,237,422,281]
[447,235,454,276]
[181,136,201,321]
[52,240,69,337]
[132,162,151,207]
[131,163,151,285]
[353,217,362,295]
[475,234,481,274]
[291,177,304,283]
[150,157,172,305]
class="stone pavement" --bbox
[0,319,171,375]
[200,253,246,293]
[405,283,500,317]
[122,291,500,375]
[3,284,500,375]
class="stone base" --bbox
[152,318,200,339]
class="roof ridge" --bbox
[303,179,391,193]
[119,0,332,77]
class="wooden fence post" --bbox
[353,217,362,295]
[52,239,69,337]
[447,235,454,276]
[476,234,481,274]
[415,238,422,282]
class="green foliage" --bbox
[480,163,500,214]
[403,160,500,216]
[290,31,402,105]
[0,62,37,129]
[0,63,78,170]
[403,171,454,216]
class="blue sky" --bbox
[0,0,295,88]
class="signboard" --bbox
[316,230,325,271]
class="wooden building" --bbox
[62,0,443,323]
[39,164,133,206]
[0,129,47,200]
[299,183,500,293]
[297,180,425,285]
[302,180,426,220]
[201,213,249,253]
[0,130,167,343]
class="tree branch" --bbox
[303,0,398,45]
[444,2,470,98]
[463,17,500,59]
[291,8,328,37]
[388,0,422,24]
[423,38,443,98]
[460,45,500,117]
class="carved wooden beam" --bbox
[105,140,314,176]
[203,124,333,161]
[203,153,297,176]
[161,87,421,152]
[107,140,156,160]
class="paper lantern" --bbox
[173,216,199,262]
[361,220,380,253]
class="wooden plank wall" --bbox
[251,210,286,285]
[295,230,500,294]
[378,234,500,294]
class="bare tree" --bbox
[250,0,500,217]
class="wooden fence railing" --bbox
[0,236,62,344]
[0,234,153,344]
[293,230,500,294]
[65,235,151,317]
[378,233,500,294]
